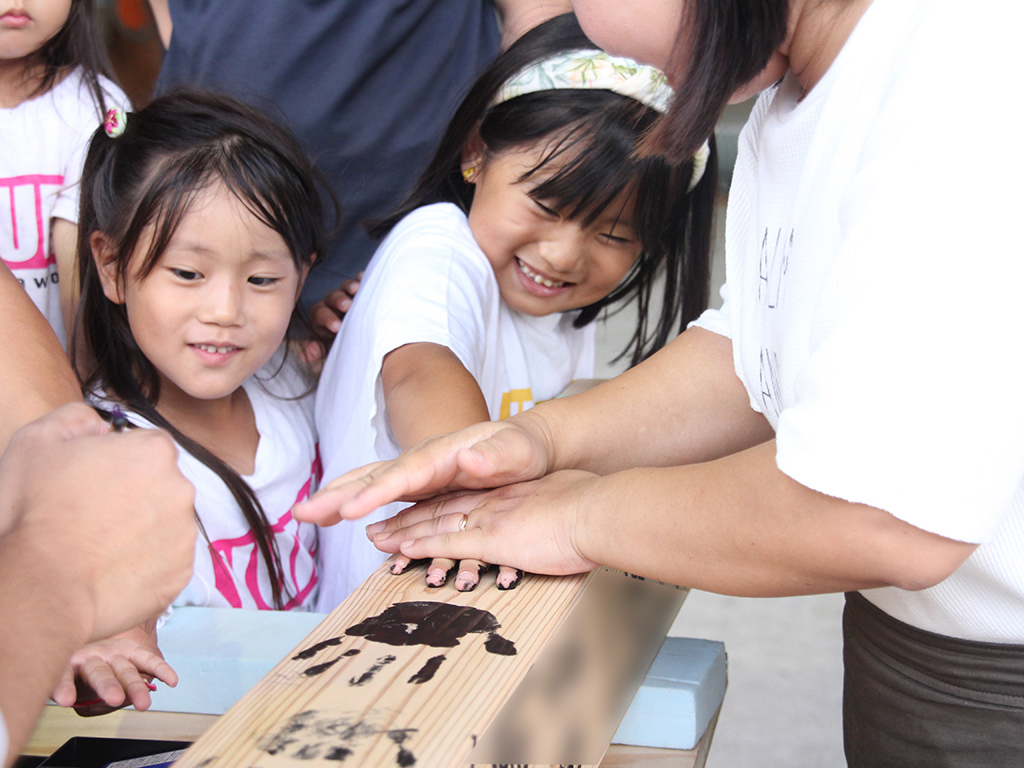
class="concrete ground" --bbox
[591,102,848,765]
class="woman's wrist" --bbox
[505,405,561,475]
[569,471,607,571]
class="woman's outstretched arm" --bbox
[367,440,977,598]
[295,327,772,525]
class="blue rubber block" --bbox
[152,606,327,715]
[612,636,728,750]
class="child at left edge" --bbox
[1,0,129,346]
[49,88,332,715]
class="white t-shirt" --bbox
[94,356,320,611]
[315,203,595,609]
[0,68,128,347]
[693,0,1024,642]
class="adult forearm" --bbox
[576,440,978,596]
[0,265,80,451]
[529,328,774,476]
[0,540,90,767]
[145,0,172,48]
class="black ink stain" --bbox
[407,654,446,684]
[349,654,397,686]
[295,744,320,760]
[258,710,414,763]
[260,709,317,755]
[304,657,342,677]
[484,632,516,656]
[345,601,517,656]
[495,569,524,591]
[387,729,417,767]
[324,746,352,761]
[292,637,343,661]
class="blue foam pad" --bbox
[612,636,728,750]
[153,606,326,715]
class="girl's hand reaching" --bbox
[364,470,603,578]
[301,272,363,366]
[293,410,557,527]
[51,622,177,717]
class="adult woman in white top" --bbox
[296,0,1024,764]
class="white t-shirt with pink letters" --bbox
[1,68,127,347]
[92,356,321,611]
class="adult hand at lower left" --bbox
[367,470,603,578]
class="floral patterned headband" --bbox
[493,49,674,113]
[491,49,710,191]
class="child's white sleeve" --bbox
[368,215,495,379]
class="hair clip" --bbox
[104,107,126,138]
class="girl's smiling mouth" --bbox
[515,257,571,290]
[190,343,245,365]
[193,343,241,354]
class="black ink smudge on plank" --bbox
[292,637,343,661]
[484,632,516,656]
[324,746,352,761]
[345,601,516,656]
[407,654,446,684]
[349,654,397,686]
[387,729,417,767]
[303,657,342,677]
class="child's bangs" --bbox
[128,139,321,278]
[519,113,651,229]
[119,153,212,280]
[214,138,322,271]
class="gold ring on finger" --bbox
[458,513,468,532]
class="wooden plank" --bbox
[172,559,684,768]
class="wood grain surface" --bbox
[172,559,684,768]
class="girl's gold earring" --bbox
[462,167,477,183]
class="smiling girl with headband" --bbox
[310,13,715,607]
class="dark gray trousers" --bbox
[843,591,1024,767]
